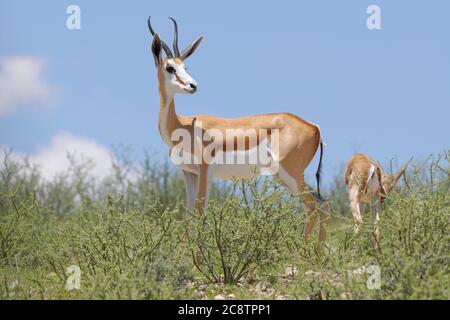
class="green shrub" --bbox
[184,178,304,284]
[0,148,448,299]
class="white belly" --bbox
[213,164,262,180]
[175,142,278,179]
[178,162,276,180]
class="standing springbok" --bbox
[148,17,328,242]
[344,153,411,248]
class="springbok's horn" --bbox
[168,17,180,57]
[147,16,174,58]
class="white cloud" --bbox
[1,133,114,181]
[0,56,56,117]
[30,133,113,180]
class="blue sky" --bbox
[0,0,449,184]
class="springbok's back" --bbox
[345,153,383,200]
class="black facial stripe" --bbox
[174,74,187,86]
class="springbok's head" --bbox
[148,17,203,96]
[380,158,412,196]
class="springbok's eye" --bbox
[166,66,176,74]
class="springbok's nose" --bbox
[189,83,197,90]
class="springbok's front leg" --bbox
[196,164,213,212]
[182,170,198,212]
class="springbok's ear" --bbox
[394,157,413,183]
[180,35,204,61]
[151,33,163,66]
[380,182,388,196]
[394,171,404,183]
[376,161,384,172]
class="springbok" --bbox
[344,153,411,248]
[148,17,329,242]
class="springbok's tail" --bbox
[315,134,324,201]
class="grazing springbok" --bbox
[148,17,329,242]
[344,153,411,248]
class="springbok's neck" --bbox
[157,74,182,147]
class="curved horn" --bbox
[168,17,180,57]
[147,16,156,36]
[147,16,173,58]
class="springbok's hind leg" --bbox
[277,166,329,244]
[372,198,381,251]
[302,190,331,243]
[318,199,331,243]
[349,187,363,234]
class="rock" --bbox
[196,291,205,299]
[304,270,347,289]
[340,292,352,300]
[214,294,226,300]
[283,266,298,278]
[266,288,275,295]
[348,265,368,276]
[198,284,207,291]
[275,294,286,300]
[227,294,236,299]
[254,282,268,293]
[9,280,19,289]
